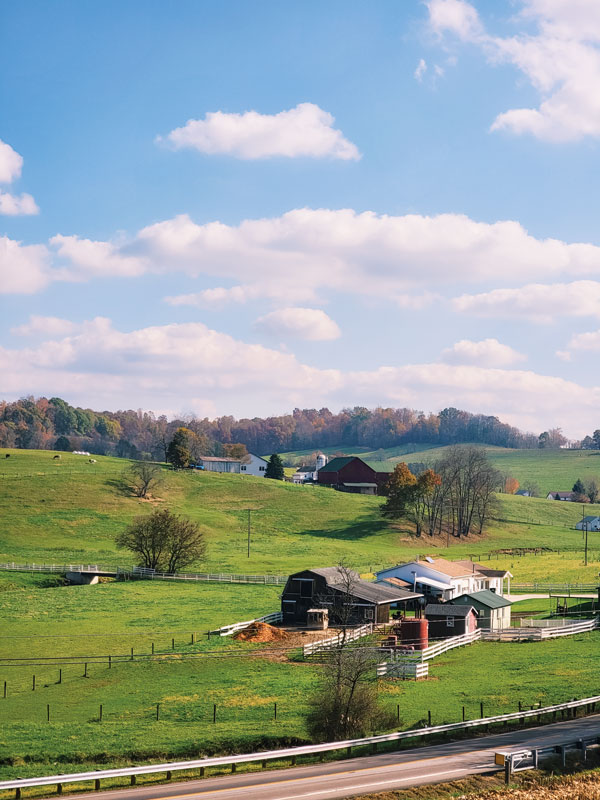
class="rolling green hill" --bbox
[1,448,599,581]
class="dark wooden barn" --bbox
[424,603,478,639]
[281,567,421,625]
[316,457,392,494]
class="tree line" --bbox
[381,446,500,538]
[0,396,540,458]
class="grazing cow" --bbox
[5,453,10,458]
[89,459,97,463]
[53,454,61,459]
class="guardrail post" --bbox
[57,784,62,795]
[347,746,352,756]
[200,767,205,777]
[15,788,21,800]
[504,756,512,784]
[95,779,100,790]
[231,764,236,773]
[130,775,136,785]
[533,749,538,768]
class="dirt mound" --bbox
[233,622,290,643]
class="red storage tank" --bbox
[400,618,429,650]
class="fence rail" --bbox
[209,612,283,637]
[511,582,598,593]
[0,562,287,586]
[2,695,599,794]
[303,623,374,657]
[376,660,429,679]
[483,618,598,641]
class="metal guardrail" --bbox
[303,623,374,657]
[1,695,599,794]
[498,734,600,783]
[209,612,283,636]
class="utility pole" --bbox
[583,503,588,567]
[247,509,251,558]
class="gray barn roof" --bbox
[308,567,421,605]
[425,604,476,617]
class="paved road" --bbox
[62,715,600,800]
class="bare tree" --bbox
[115,508,206,573]
[306,646,387,741]
[318,563,361,643]
[125,461,164,499]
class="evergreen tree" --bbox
[54,435,72,451]
[573,478,586,495]
[265,453,285,480]
[166,427,192,469]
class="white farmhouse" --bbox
[376,557,511,601]
[241,453,269,477]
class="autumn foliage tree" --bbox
[381,463,442,537]
[504,476,519,494]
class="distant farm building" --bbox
[316,456,394,494]
[450,589,512,630]
[547,491,575,501]
[515,489,531,497]
[281,567,421,625]
[576,515,600,531]
[191,453,267,477]
[292,453,328,484]
[425,603,478,638]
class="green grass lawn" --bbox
[0,573,598,779]
[2,449,600,581]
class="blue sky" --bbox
[3,0,600,437]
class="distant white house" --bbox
[193,453,268,476]
[241,453,268,477]
[292,453,328,484]
[576,515,600,531]
[546,491,575,501]
[376,557,512,600]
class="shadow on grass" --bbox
[298,514,398,541]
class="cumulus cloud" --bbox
[0,236,51,294]
[50,234,147,278]
[0,191,38,216]
[0,139,38,216]
[427,0,600,142]
[453,280,600,322]
[159,103,360,160]
[440,338,526,367]
[11,315,79,337]
[563,328,600,353]
[15,208,600,298]
[3,317,600,436]
[254,308,341,341]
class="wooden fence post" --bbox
[274,702,277,721]
[156,703,160,721]
[462,706,466,721]
[47,704,50,722]
[32,674,35,691]
[58,668,62,684]
[480,701,484,718]
[84,662,88,678]
[213,704,216,723]
[428,709,431,726]
[3,681,6,699]
[99,704,103,721]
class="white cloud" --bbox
[440,338,526,367]
[16,208,600,299]
[427,0,600,142]
[427,0,483,40]
[564,328,600,353]
[0,139,38,216]
[0,236,51,294]
[0,191,38,216]
[11,315,79,337]
[453,280,600,322]
[0,139,23,183]
[159,103,360,160]
[415,58,428,81]
[254,308,341,341]
[3,317,600,437]
[50,234,147,278]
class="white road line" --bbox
[236,767,484,800]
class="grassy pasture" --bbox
[1,449,600,581]
[0,573,598,778]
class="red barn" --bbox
[317,456,392,494]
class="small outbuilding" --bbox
[425,603,478,639]
[450,589,512,630]
[576,515,600,532]
[281,567,422,626]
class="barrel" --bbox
[400,618,429,650]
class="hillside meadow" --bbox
[1,448,599,581]
[0,572,598,781]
